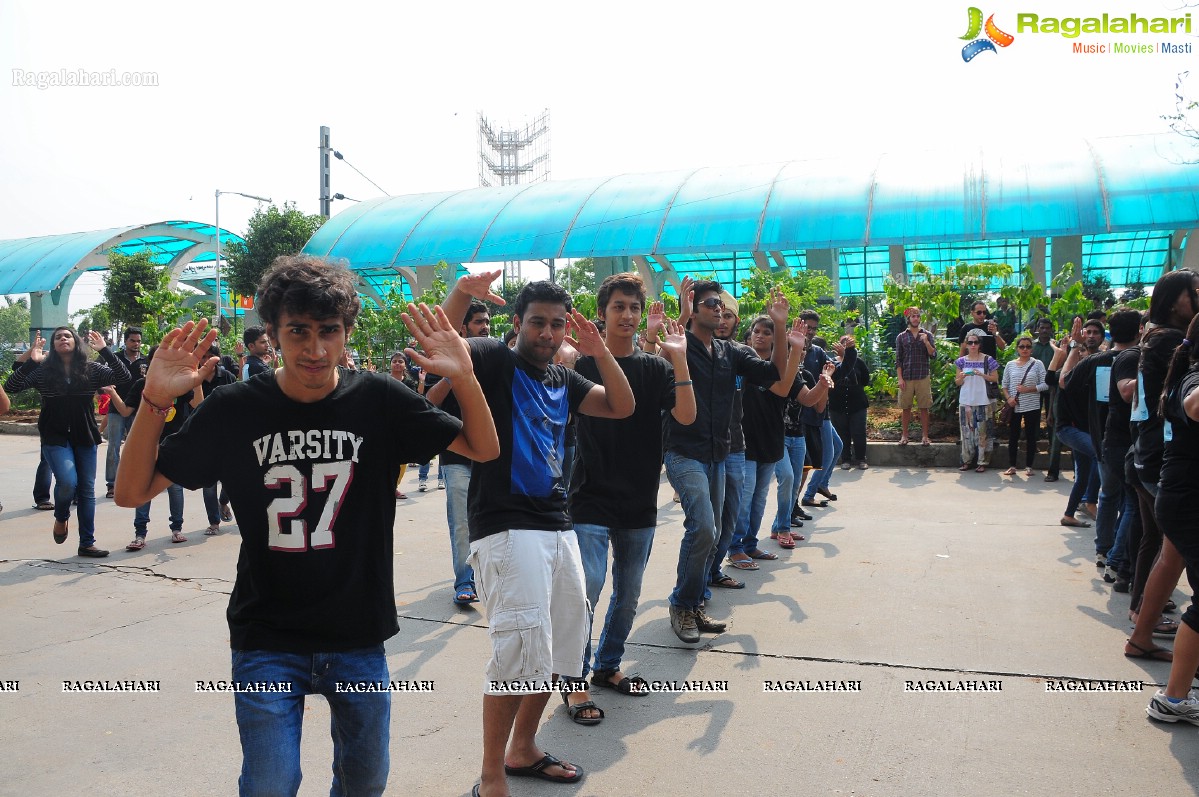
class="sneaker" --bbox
[418,478,429,493]
[437,476,445,490]
[695,608,727,634]
[793,507,813,522]
[1147,690,1199,725]
[205,524,220,536]
[857,461,869,470]
[840,461,852,470]
[1103,565,1118,583]
[669,606,700,643]
[125,536,146,551]
[1113,578,1131,593]
[1096,554,1107,568]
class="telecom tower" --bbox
[478,110,550,285]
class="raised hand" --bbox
[767,287,790,326]
[18,332,46,363]
[822,361,836,378]
[786,318,807,351]
[659,317,688,359]
[454,269,506,305]
[86,330,107,351]
[145,320,219,403]
[563,309,608,359]
[1070,316,1084,345]
[402,303,474,380]
[234,340,245,356]
[840,334,856,349]
[646,301,666,341]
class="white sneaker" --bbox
[437,476,445,490]
[1147,690,1199,725]
[418,479,428,493]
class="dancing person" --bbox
[4,327,130,557]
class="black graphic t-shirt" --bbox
[466,337,595,541]
[156,370,462,653]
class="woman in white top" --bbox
[1000,336,1049,476]
[954,330,1001,472]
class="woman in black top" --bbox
[1146,314,1199,722]
[3,327,130,556]
[828,335,871,469]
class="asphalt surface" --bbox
[1,431,1197,796]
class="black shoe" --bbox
[789,517,805,528]
[793,507,813,521]
[1113,578,1130,593]
[77,546,109,558]
[1044,473,1059,483]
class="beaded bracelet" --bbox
[141,395,172,417]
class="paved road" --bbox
[1,432,1196,796]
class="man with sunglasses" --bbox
[664,280,788,643]
[958,300,1007,358]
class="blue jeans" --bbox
[1056,425,1096,518]
[574,523,655,678]
[104,410,129,490]
[774,435,806,531]
[33,451,52,504]
[232,645,390,797]
[417,461,441,482]
[706,451,745,596]
[803,419,843,499]
[42,443,97,548]
[729,459,776,557]
[664,451,724,610]
[135,483,184,534]
[202,483,228,526]
[441,463,474,593]
[1100,445,1138,568]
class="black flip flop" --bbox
[709,574,745,589]
[1125,640,1172,662]
[591,670,650,694]
[505,753,585,783]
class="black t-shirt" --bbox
[959,323,999,357]
[1132,328,1183,485]
[201,365,238,398]
[571,350,675,528]
[466,338,596,541]
[742,378,800,463]
[1105,347,1138,452]
[127,378,196,440]
[1056,352,1099,431]
[156,370,462,653]
[246,356,271,380]
[1157,368,1199,524]
[784,370,816,437]
[115,350,147,401]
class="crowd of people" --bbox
[5,260,1199,794]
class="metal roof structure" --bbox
[303,133,1199,296]
[0,220,241,295]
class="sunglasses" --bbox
[966,340,980,345]
[698,297,725,309]
[973,310,987,315]
[1017,345,1032,350]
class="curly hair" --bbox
[256,255,361,331]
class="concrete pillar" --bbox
[805,248,841,302]
[28,271,84,343]
[592,256,631,283]
[1050,235,1082,291]
[1028,238,1047,288]
[888,245,907,284]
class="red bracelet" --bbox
[141,395,171,417]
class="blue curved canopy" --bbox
[304,134,1199,270]
[0,220,242,295]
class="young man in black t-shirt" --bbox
[562,273,696,722]
[241,325,272,380]
[104,326,146,498]
[115,256,499,797]
[441,277,634,797]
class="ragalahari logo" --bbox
[960,7,1015,61]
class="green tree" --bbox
[134,267,202,346]
[224,202,325,299]
[556,257,596,294]
[104,249,159,328]
[0,297,39,409]
[350,280,413,370]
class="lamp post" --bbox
[214,189,271,329]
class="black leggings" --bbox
[1007,408,1041,468]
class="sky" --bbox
[1,0,1196,313]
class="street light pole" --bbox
[214,189,271,329]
